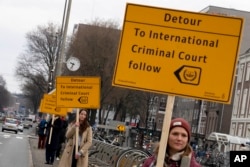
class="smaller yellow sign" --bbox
[117,125,126,131]
[40,93,67,116]
[42,94,56,113]
[56,76,100,108]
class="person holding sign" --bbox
[142,118,201,167]
[45,115,62,165]
[58,109,92,167]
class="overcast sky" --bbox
[0,0,250,94]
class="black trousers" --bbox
[38,135,46,149]
[56,143,62,157]
[45,146,56,164]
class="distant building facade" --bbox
[199,6,250,141]
[173,6,250,144]
[231,50,250,143]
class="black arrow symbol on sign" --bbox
[174,65,201,85]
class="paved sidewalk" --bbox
[29,135,60,167]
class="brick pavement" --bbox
[29,135,60,167]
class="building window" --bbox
[246,63,250,81]
[237,64,244,82]
[233,90,240,116]
[194,109,199,120]
[230,123,236,136]
[246,124,250,139]
[237,124,243,136]
[240,89,248,115]
[160,97,166,103]
[152,106,157,115]
[154,96,159,103]
[159,97,166,111]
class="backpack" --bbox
[38,120,47,135]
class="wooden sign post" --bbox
[156,95,175,166]
[48,114,55,145]
[75,108,80,154]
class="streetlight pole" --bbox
[55,0,72,77]
[47,0,72,145]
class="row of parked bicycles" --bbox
[93,130,125,146]
[195,148,229,167]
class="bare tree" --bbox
[15,22,61,113]
[66,20,155,126]
[65,21,121,125]
[0,75,6,87]
[0,75,15,112]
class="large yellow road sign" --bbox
[56,76,100,108]
[112,3,243,104]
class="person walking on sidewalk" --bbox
[38,115,48,149]
[45,115,62,165]
[58,109,92,167]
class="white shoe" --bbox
[56,157,60,160]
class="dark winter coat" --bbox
[46,117,62,150]
[59,119,68,144]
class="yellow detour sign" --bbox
[112,4,243,104]
[117,125,126,131]
[56,76,100,108]
[40,94,66,116]
[40,94,56,114]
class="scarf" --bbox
[164,151,191,167]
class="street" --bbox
[0,123,33,167]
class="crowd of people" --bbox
[37,108,92,166]
[37,114,68,165]
[37,110,203,167]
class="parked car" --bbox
[1,118,19,134]
[0,113,6,122]
[23,117,33,129]
[18,124,24,132]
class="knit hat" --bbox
[170,118,191,142]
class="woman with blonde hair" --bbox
[142,118,201,167]
[58,109,92,167]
